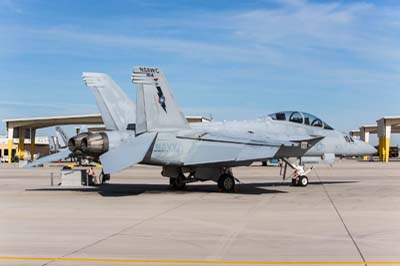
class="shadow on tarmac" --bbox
[26,180,358,197]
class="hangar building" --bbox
[350,116,400,162]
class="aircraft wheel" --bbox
[218,174,235,192]
[104,173,111,183]
[299,176,308,187]
[291,178,298,186]
[169,177,186,190]
[100,172,110,184]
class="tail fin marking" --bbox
[132,67,189,134]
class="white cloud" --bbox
[230,1,400,65]
[0,100,96,110]
[4,0,399,71]
[20,27,282,64]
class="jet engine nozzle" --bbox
[68,133,90,152]
[80,132,109,156]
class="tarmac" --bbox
[0,160,399,266]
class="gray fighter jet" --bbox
[27,67,376,191]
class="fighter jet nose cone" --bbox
[353,139,376,156]
[361,142,377,155]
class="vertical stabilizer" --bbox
[132,67,189,134]
[83,73,136,131]
[55,126,68,148]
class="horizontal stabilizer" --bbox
[24,148,71,168]
[100,132,157,174]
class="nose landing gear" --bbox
[292,175,309,187]
[281,158,312,187]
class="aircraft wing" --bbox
[177,131,324,165]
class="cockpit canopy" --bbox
[268,111,334,130]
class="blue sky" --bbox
[0,0,400,144]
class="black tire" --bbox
[99,171,110,184]
[291,178,297,186]
[218,174,235,192]
[299,176,308,187]
[169,177,177,189]
[175,182,186,190]
[217,178,223,190]
[169,177,186,190]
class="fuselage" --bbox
[144,116,376,167]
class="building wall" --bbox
[24,144,50,157]
[0,136,49,161]
[0,144,17,158]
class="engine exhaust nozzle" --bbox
[80,132,109,156]
[68,132,89,152]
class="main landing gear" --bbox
[167,168,237,193]
[281,158,312,187]
[217,173,236,192]
[169,172,199,190]
[169,175,186,190]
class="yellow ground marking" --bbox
[0,256,399,265]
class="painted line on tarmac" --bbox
[0,256,399,265]
[314,169,367,266]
